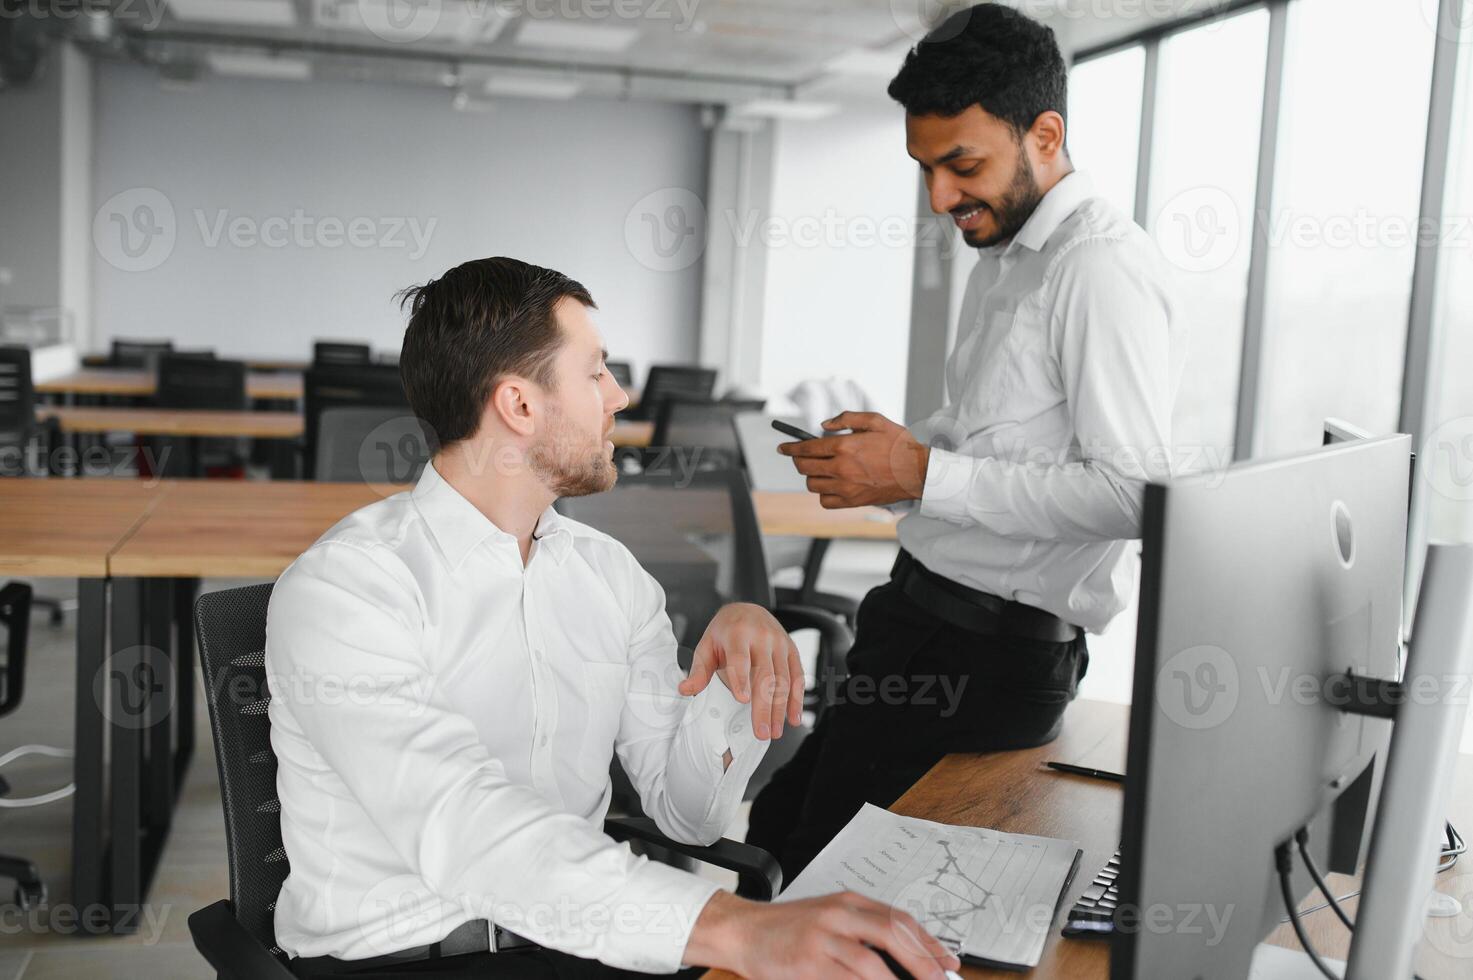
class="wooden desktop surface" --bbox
[0,479,169,577]
[106,481,896,578]
[36,368,304,401]
[35,407,654,446]
[704,698,1472,979]
[81,353,312,373]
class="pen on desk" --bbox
[1045,761,1124,783]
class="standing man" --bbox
[748,4,1185,882]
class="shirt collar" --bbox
[412,461,573,570]
[1010,170,1094,254]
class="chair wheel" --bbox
[14,879,45,911]
[49,607,64,626]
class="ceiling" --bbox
[67,0,1217,107]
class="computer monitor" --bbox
[1113,434,1412,979]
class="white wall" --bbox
[756,108,917,421]
[91,62,707,374]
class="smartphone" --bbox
[771,419,819,441]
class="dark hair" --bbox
[397,256,595,447]
[887,3,1067,137]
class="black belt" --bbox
[289,920,532,977]
[891,550,1082,644]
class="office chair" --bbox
[626,365,717,422]
[170,349,217,360]
[604,359,634,389]
[302,363,409,480]
[0,581,46,910]
[188,584,781,980]
[313,406,431,484]
[109,338,174,370]
[311,341,372,367]
[556,468,854,804]
[647,396,766,473]
[0,348,63,623]
[154,355,249,478]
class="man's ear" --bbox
[1028,110,1066,164]
[489,376,538,438]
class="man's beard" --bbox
[961,148,1044,248]
[527,403,617,498]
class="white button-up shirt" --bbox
[265,462,766,972]
[902,171,1186,634]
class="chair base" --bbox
[0,856,46,910]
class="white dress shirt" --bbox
[265,462,767,973]
[901,171,1186,634]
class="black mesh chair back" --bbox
[630,365,717,421]
[605,360,634,388]
[110,338,174,370]
[315,406,431,484]
[194,584,289,959]
[303,364,409,480]
[557,468,771,652]
[156,355,248,410]
[0,346,35,454]
[170,349,217,360]
[312,341,372,367]
[0,582,31,718]
[650,397,766,471]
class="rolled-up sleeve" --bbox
[267,542,722,974]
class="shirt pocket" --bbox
[575,662,631,785]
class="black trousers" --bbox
[747,577,1089,885]
[290,947,705,979]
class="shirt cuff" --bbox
[604,857,722,973]
[688,676,764,765]
[919,447,979,524]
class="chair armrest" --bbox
[603,816,782,900]
[771,603,854,652]
[188,900,297,980]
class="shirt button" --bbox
[539,735,548,747]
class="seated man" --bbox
[266,256,960,979]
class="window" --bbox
[1253,0,1437,456]
[1067,46,1145,218]
[1147,9,1270,466]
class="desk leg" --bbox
[174,578,199,786]
[144,579,175,838]
[71,578,107,916]
[107,576,146,933]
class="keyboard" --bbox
[1061,849,1121,938]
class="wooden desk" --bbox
[81,353,312,372]
[36,406,654,446]
[751,491,898,540]
[36,369,304,401]
[705,699,1471,979]
[0,478,167,576]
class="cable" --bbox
[0,744,75,809]
[1276,842,1343,980]
[1295,828,1355,931]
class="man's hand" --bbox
[678,603,803,740]
[684,890,961,980]
[779,411,930,509]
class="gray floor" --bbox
[0,542,898,977]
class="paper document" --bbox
[780,804,1082,970]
